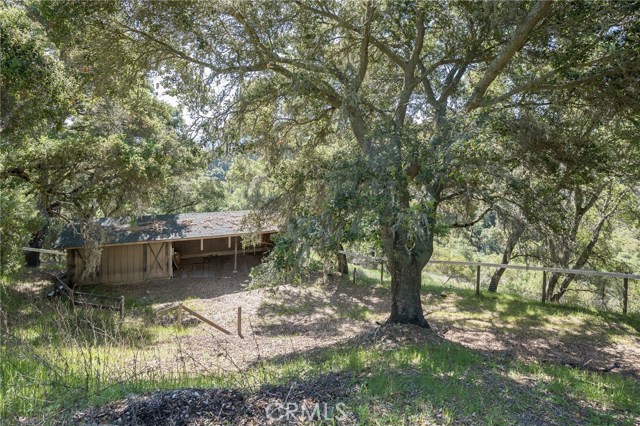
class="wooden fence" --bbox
[155,303,243,336]
[22,247,65,262]
[340,251,639,315]
[49,273,125,320]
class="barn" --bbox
[56,210,278,286]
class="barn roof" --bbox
[56,210,277,249]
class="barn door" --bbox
[144,242,169,279]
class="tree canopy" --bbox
[7,0,640,325]
[0,3,207,269]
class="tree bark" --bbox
[547,207,611,302]
[488,225,523,292]
[387,257,430,327]
[25,220,50,267]
[546,272,561,300]
[549,275,576,302]
[24,201,54,267]
[382,225,432,328]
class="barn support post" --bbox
[623,278,629,315]
[233,237,238,273]
[169,242,174,278]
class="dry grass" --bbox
[87,258,640,378]
[3,262,640,424]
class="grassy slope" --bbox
[1,268,639,425]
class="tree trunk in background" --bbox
[547,212,609,302]
[24,201,54,267]
[549,275,577,302]
[337,244,348,275]
[545,272,561,301]
[25,218,50,267]
[488,226,523,292]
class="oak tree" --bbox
[43,0,640,326]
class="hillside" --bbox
[1,266,638,425]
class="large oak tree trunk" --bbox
[382,225,432,328]
[549,275,576,302]
[387,257,429,327]
[545,272,561,301]
[547,213,609,302]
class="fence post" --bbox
[353,268,357,285]
[177,304,183,328]
[120,296,125,321]
[475,265,481,296]
[380,261,384,286]
[237,306,242,337]
[623,278,629,315]
[542,271,547,303]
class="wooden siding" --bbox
[144,242,172,280]
[68,242,171,285]
[66,233,274,285]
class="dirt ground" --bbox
[92,255,640,379]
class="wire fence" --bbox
[340,251,639,315]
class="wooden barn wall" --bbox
[66,234,276,285]
[143,242,172,280]
[68,242,171,285]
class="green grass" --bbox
[1,269,639,425]
[250,341,639,425]
[347,259,640,331]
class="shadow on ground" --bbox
[87,254,264,305]
[73,324,637,426]
[424,288,640,378]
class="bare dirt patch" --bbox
[425,292,640,378]
[91,263,640,378]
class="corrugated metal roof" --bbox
[56,210,278,249]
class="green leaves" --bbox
[0,7,72,140]
[1,4,208,270]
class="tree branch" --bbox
[353,1,374,91]
[294,1,405,67]
[451,206,493,228]
[466,0,553,110]
[394,4,425,126]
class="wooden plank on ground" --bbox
[155,304,180,316]
[181,305,231,335]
